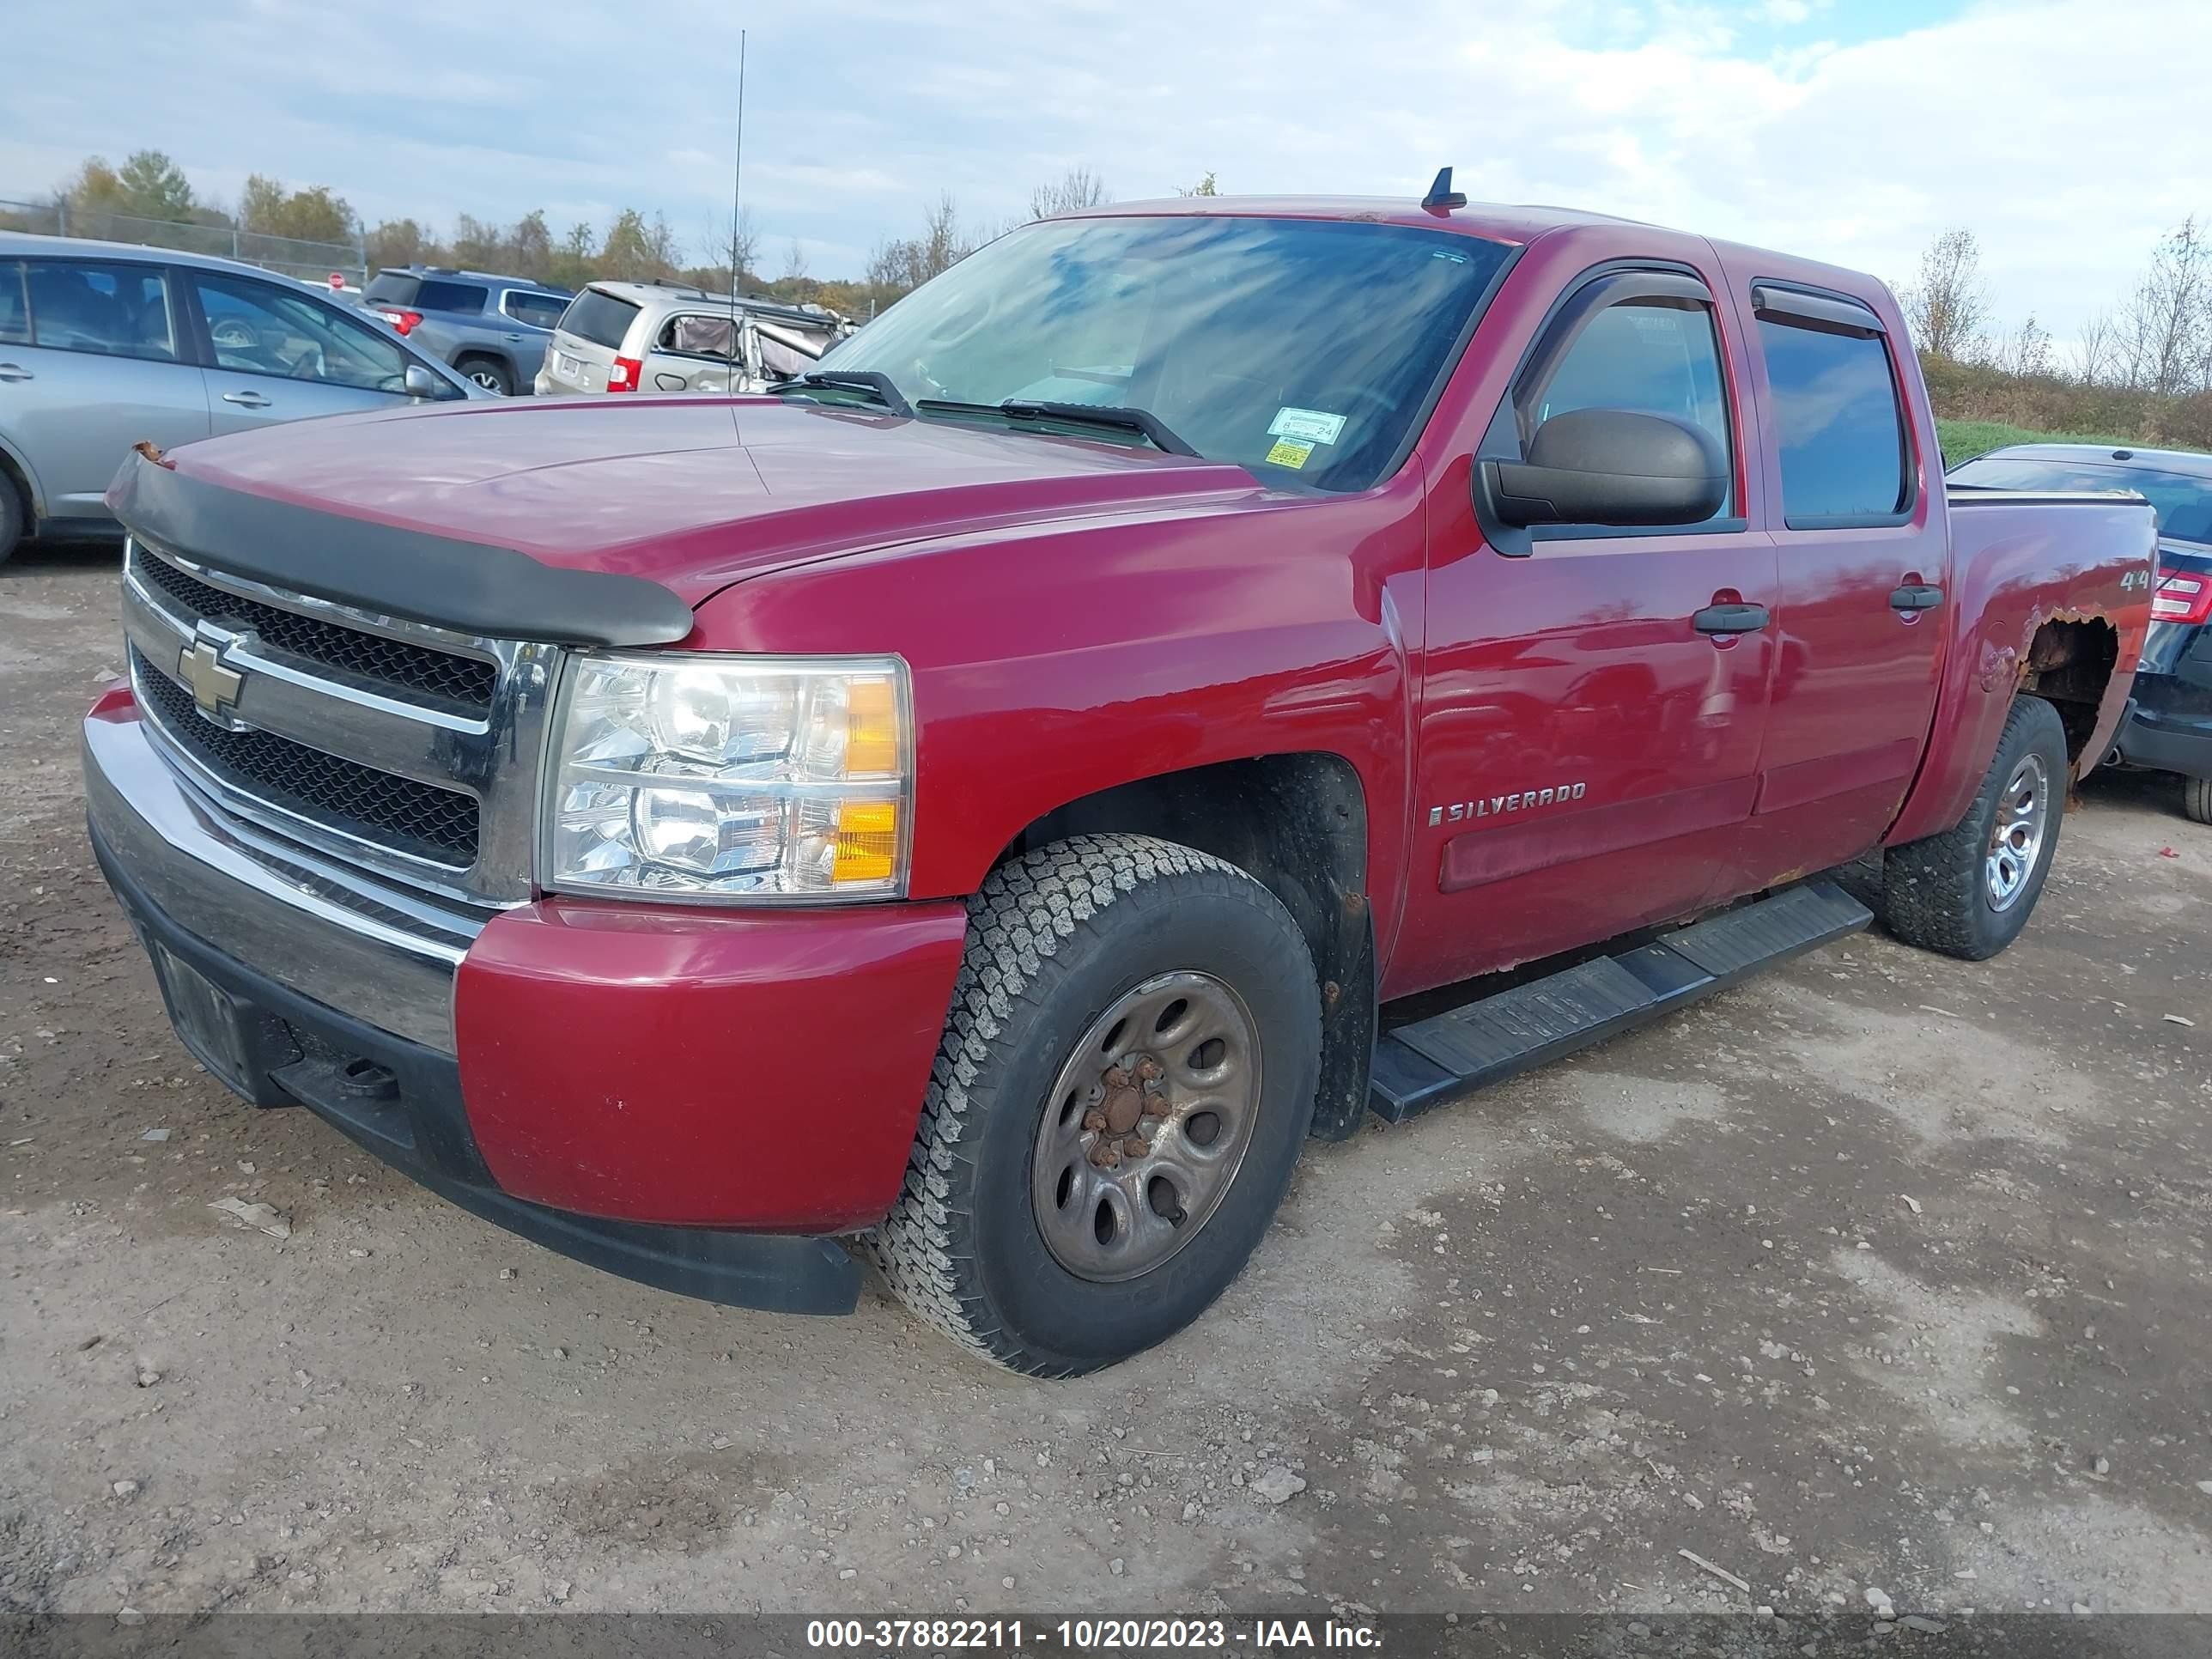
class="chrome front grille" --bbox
[129,645,482,865]
[121,538,562,908]
[130,551,499,711]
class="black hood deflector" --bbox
[109,453,696,647]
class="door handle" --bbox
[0,362,32,382]
[502,332,526,343]
[1890,582,1943,611]
[221,390,272,409]
[1692,602,1771,635]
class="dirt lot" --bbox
[3,542,2209,1625]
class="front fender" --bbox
[687,483,1428,952]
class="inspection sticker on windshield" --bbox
[1266,439,1316,470]
[1268,406,1347,447]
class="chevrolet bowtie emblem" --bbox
[179,637,246,721]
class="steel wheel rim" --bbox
[1029,970,1263,1284]
[1984,752,2049,912]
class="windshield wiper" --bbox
[771,370,915,418]
[916,398,1200,458]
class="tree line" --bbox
[5,150,1216,319]
[1903,222,2212,450]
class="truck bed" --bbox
[1885,485,2155,846]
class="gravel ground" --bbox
[3,543,2209,1625]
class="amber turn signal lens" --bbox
[832,799,900,884]
[844,677,901,775]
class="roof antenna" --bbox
[728,28,747,337]
[1421,166,1467,212]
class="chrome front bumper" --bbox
[82,709,488,1054]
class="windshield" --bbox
[1949,454,2212,544]
[814,215,1512,492]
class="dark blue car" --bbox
[1948,443,2212,823]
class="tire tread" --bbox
[1880,696,2068,959]
[2184,774,2211,825]
[871,833,1309,1376]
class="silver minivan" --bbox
[535,280,848,397]
[0,231,478,566]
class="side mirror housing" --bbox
[403,362,446,399]
[1480,408,1727,529]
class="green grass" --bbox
[1936,418,2160,465]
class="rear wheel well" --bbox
[2018,617,2119,769]
[0,447,33,529]
[1003,755,1376,1139]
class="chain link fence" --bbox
[0,198,366,288]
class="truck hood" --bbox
[156,396,1261,608]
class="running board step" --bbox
[1368,880,1872,1122]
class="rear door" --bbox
[1721,278,1947,881]
[1400,262,1780,989]
[0,255,210,520]
[495,289,568,383]
[186,270,434,432]
[645,309,742,392]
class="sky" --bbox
[3,0,2208,351]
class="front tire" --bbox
[2184,774,2211,825]
[1879,696,2069,960]
[873,835,1320,1376]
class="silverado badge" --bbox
[1429,781,1587,826]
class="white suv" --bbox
[535,281,849,397]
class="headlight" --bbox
[544,653,911,902]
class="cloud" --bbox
[0,0,2205,349]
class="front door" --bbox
[1722,279,1947,883]
[1395,264,1779,995]
[187,270,424,434]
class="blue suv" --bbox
[362,267,572,396]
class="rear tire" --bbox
[1878,696,2069,960]
[872,834,1320,1376]
[2185,774,2212,825]
[456,356,513,395]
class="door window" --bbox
[193,274,424,393]
[414,279,487,315]
[1759,317,1909,526]
[0,261,25,344]
[661,313,738,359]
[501,290,568,330]
[23,259,179,361]
[1527,296,1735,523]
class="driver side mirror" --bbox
[403,362,444,399]
[1480,408,1727,529]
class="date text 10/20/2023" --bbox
[805,1620,1383,1650]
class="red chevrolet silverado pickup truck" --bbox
[82,188,2154,1374]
